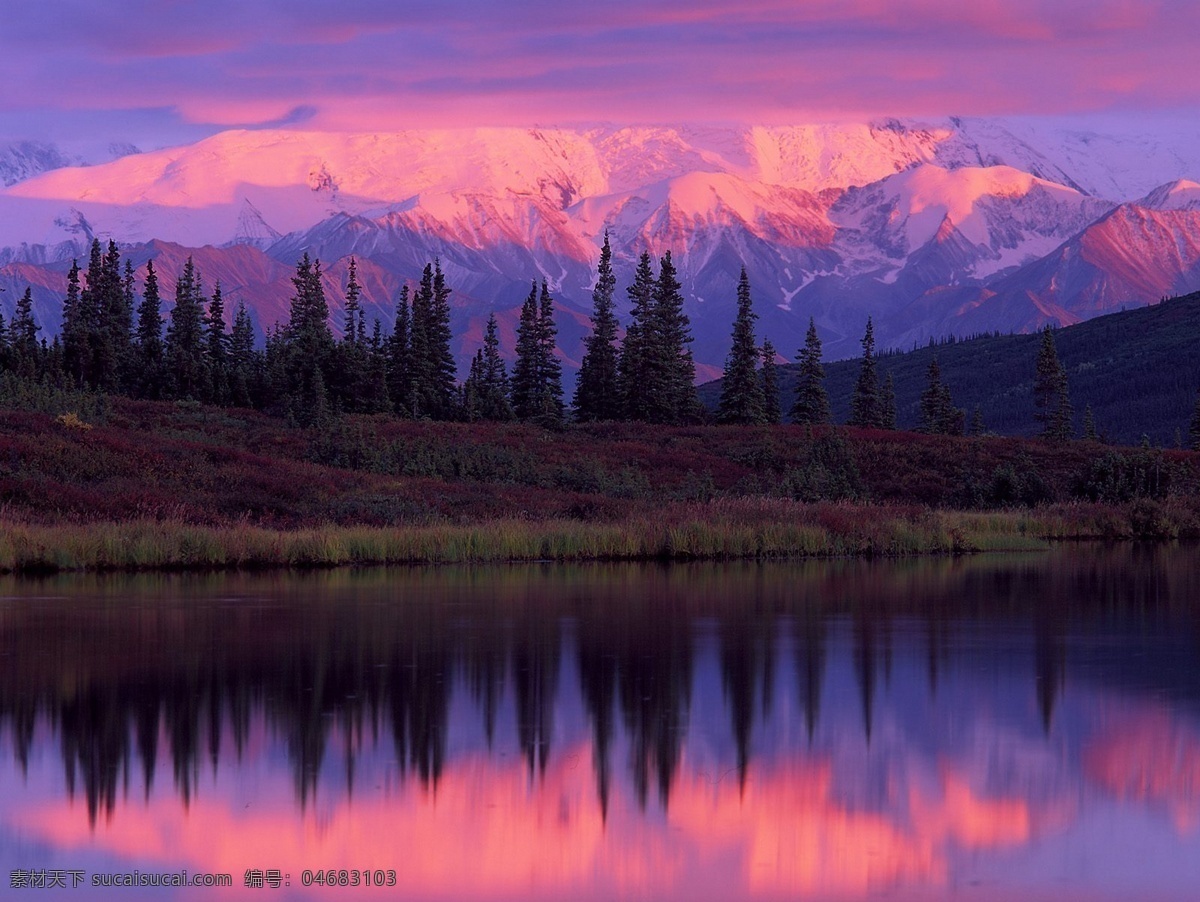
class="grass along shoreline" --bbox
[5,498,1189,574]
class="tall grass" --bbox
[0,500,1071,574]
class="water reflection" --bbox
[2,546,1200,899]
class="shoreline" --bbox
[4,501,1184,575]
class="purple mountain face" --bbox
[1,119,1198,374]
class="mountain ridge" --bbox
[1,119,1198,374]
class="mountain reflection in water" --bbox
[2,546,1199,900]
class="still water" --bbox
[1,547,1199,900]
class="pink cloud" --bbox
[1,0,1198,140]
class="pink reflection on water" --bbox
[9,734,1067,901]
[1084,706,1200,835]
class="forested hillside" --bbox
[715,292,1200,447]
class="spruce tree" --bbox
[284,253,335,421]
[478,312,513,421]
[761,340,781,425]
[77,239,104,388]
[363,319,391,414]
[387,285,412,416]
[407,272,431,416]
[9,287,40,379]
[134,260,164,398]
[919,357,959,434]
[260,324,290,413]
[1083,404,1098,442]
[650,251,697,424]
[1034,326,1072,442]
[205,282,230,404]
[790,318,829,425]
[618,252,656,422]
[512,282,541,421]
[229,300,257,408]
[881,371,898,431]
[334,258,368,412]
[537,280,564,426]
[87,240,130,393]
[428,260,458,418]
[61,261,89,388]
[511,281,563,426]
[407,262,456,419]
[848,317,881,428]
[119,259,137,390]
[343,257,362,346]
[572,231,621,421]
[717,267,765,425]
[461,350,486,422]
[164,257,208,400]
[969,405,986,437]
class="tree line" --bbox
[0,235,702,429]
[1,235,1192,446]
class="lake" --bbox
[2,546,1199,899]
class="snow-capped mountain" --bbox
[1,119,1199,369]
[0,140,141,188]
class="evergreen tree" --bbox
[969,405,986,437]
[407,273,431,415]
[119,259,137,390]
[76,239,104,387]
[512,283,540,421]
[1083,404,1098,442]
[362,319,391,414]
[761,340,781,425]
[228,300,257,408]
[61,261,89,387]
[42,336,64,385]
[478,312,513,421]
[134,260,164,398]
[848,318,881,428]
[86,240,130,393]
[407,262,456,419]
[716,267,765,425]
[284,253,335,422]
[461,350,485,422]
[881,371,898,430]
[790,318,830,425]
[164,257,208,400]
[1034,326,1072,442]
[342,257,362,345]
[0,309,7,372]
[334,258,369,412]
[537,280,564,425]
[387,286,412,416]
[9,287,40,379]
[649,251,697,424]
[260,324,290,413]
[618,252,656,422]
[512,281,563,426]
[572,232,621,421]
[919,357,960,435]
[205,282,230,404]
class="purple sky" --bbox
[3,0,1198,148]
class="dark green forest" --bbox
[703,291,1200,447]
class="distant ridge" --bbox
[706,290,1200,446]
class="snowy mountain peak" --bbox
[229,199,283,249]
[1137,179,1200,211]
